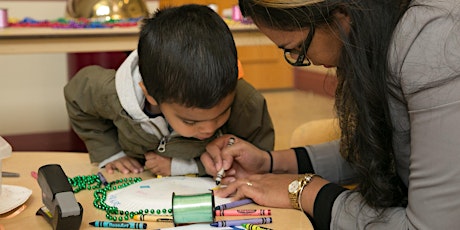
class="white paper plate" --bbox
[105,176,231,212]
[0,185,32,214]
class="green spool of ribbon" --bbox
[172,192,215,225]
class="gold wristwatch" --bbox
[288,173,316,210]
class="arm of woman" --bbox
[214,174,330,212]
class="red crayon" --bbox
[215,209,271,216]
[31,171,38,180]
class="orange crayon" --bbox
[215,209,271,216]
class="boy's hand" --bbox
[144,151,172,176]
[105,156,144,174]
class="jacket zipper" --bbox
[156,126,224,153]
[146,119,170,153]
[157,132,181,153]
[158,136,167,152]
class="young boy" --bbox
[64,4,274,176]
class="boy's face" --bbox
[159,92,235,140]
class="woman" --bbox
[201,0,460,229]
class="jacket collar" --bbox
[115,50,170,137]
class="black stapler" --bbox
[36,164,83,230]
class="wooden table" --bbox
[0,152,313,229]
[0,23,273,54]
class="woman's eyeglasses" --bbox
[283,25,315,67]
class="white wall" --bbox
[0,1,159,135]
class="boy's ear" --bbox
[138,81,158,106]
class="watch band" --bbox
[298,174,316,212]
[288,173,317,210]
[288,179,304,209]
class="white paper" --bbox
[105,176,231,212]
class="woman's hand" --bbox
[144,152,172,176]
[215,173,329,216]
[201,135,270,183]
[214,174,300,208]
[104,156,143,174]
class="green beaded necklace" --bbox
[68,174,172,221]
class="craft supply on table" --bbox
[132,214,173,222]
[172,192,215,225]
[36,164,83,230]
[230,226,245,230]
[215,198,254,210]
[1,171,19,177]
[97,172,109,186]
[89,220,147,229]
[210,217,273,227]
[216,137,235,185]
[69,173,144,221]
[215,209,271,216]
[30,171,38,180]
[242,223,273,230]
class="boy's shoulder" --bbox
[74,65,116,79]
[234,78,264,101]
[66,65,118,95]
[70,65,117,86]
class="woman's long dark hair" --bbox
[239,0,410,208]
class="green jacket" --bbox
[64,58,274,176]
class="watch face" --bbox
[288,180,300,193]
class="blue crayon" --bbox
[210,217,272,227]
[89,221,147,229]
[97,172,108,186]
[215,198,253,210]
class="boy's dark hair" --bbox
[138,4,238,109]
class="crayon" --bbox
[132,214,173,222]
[216,137,235,185]
[89,221,147,229]
[210,217,272,227]
[242,223,273,230]
[231,226,245,230]
[97,172,108,186]
[210,185,221,190]
[36,206,53,218]
[216,167,225,185]
[214,198,253,210]
[2,171,20,177]
[215,209,271,216]
[31,171,38,180]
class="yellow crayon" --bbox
[242,223,273,230]
[133,214,173,222]
[210,184,228,191]
[210,185,221,190]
